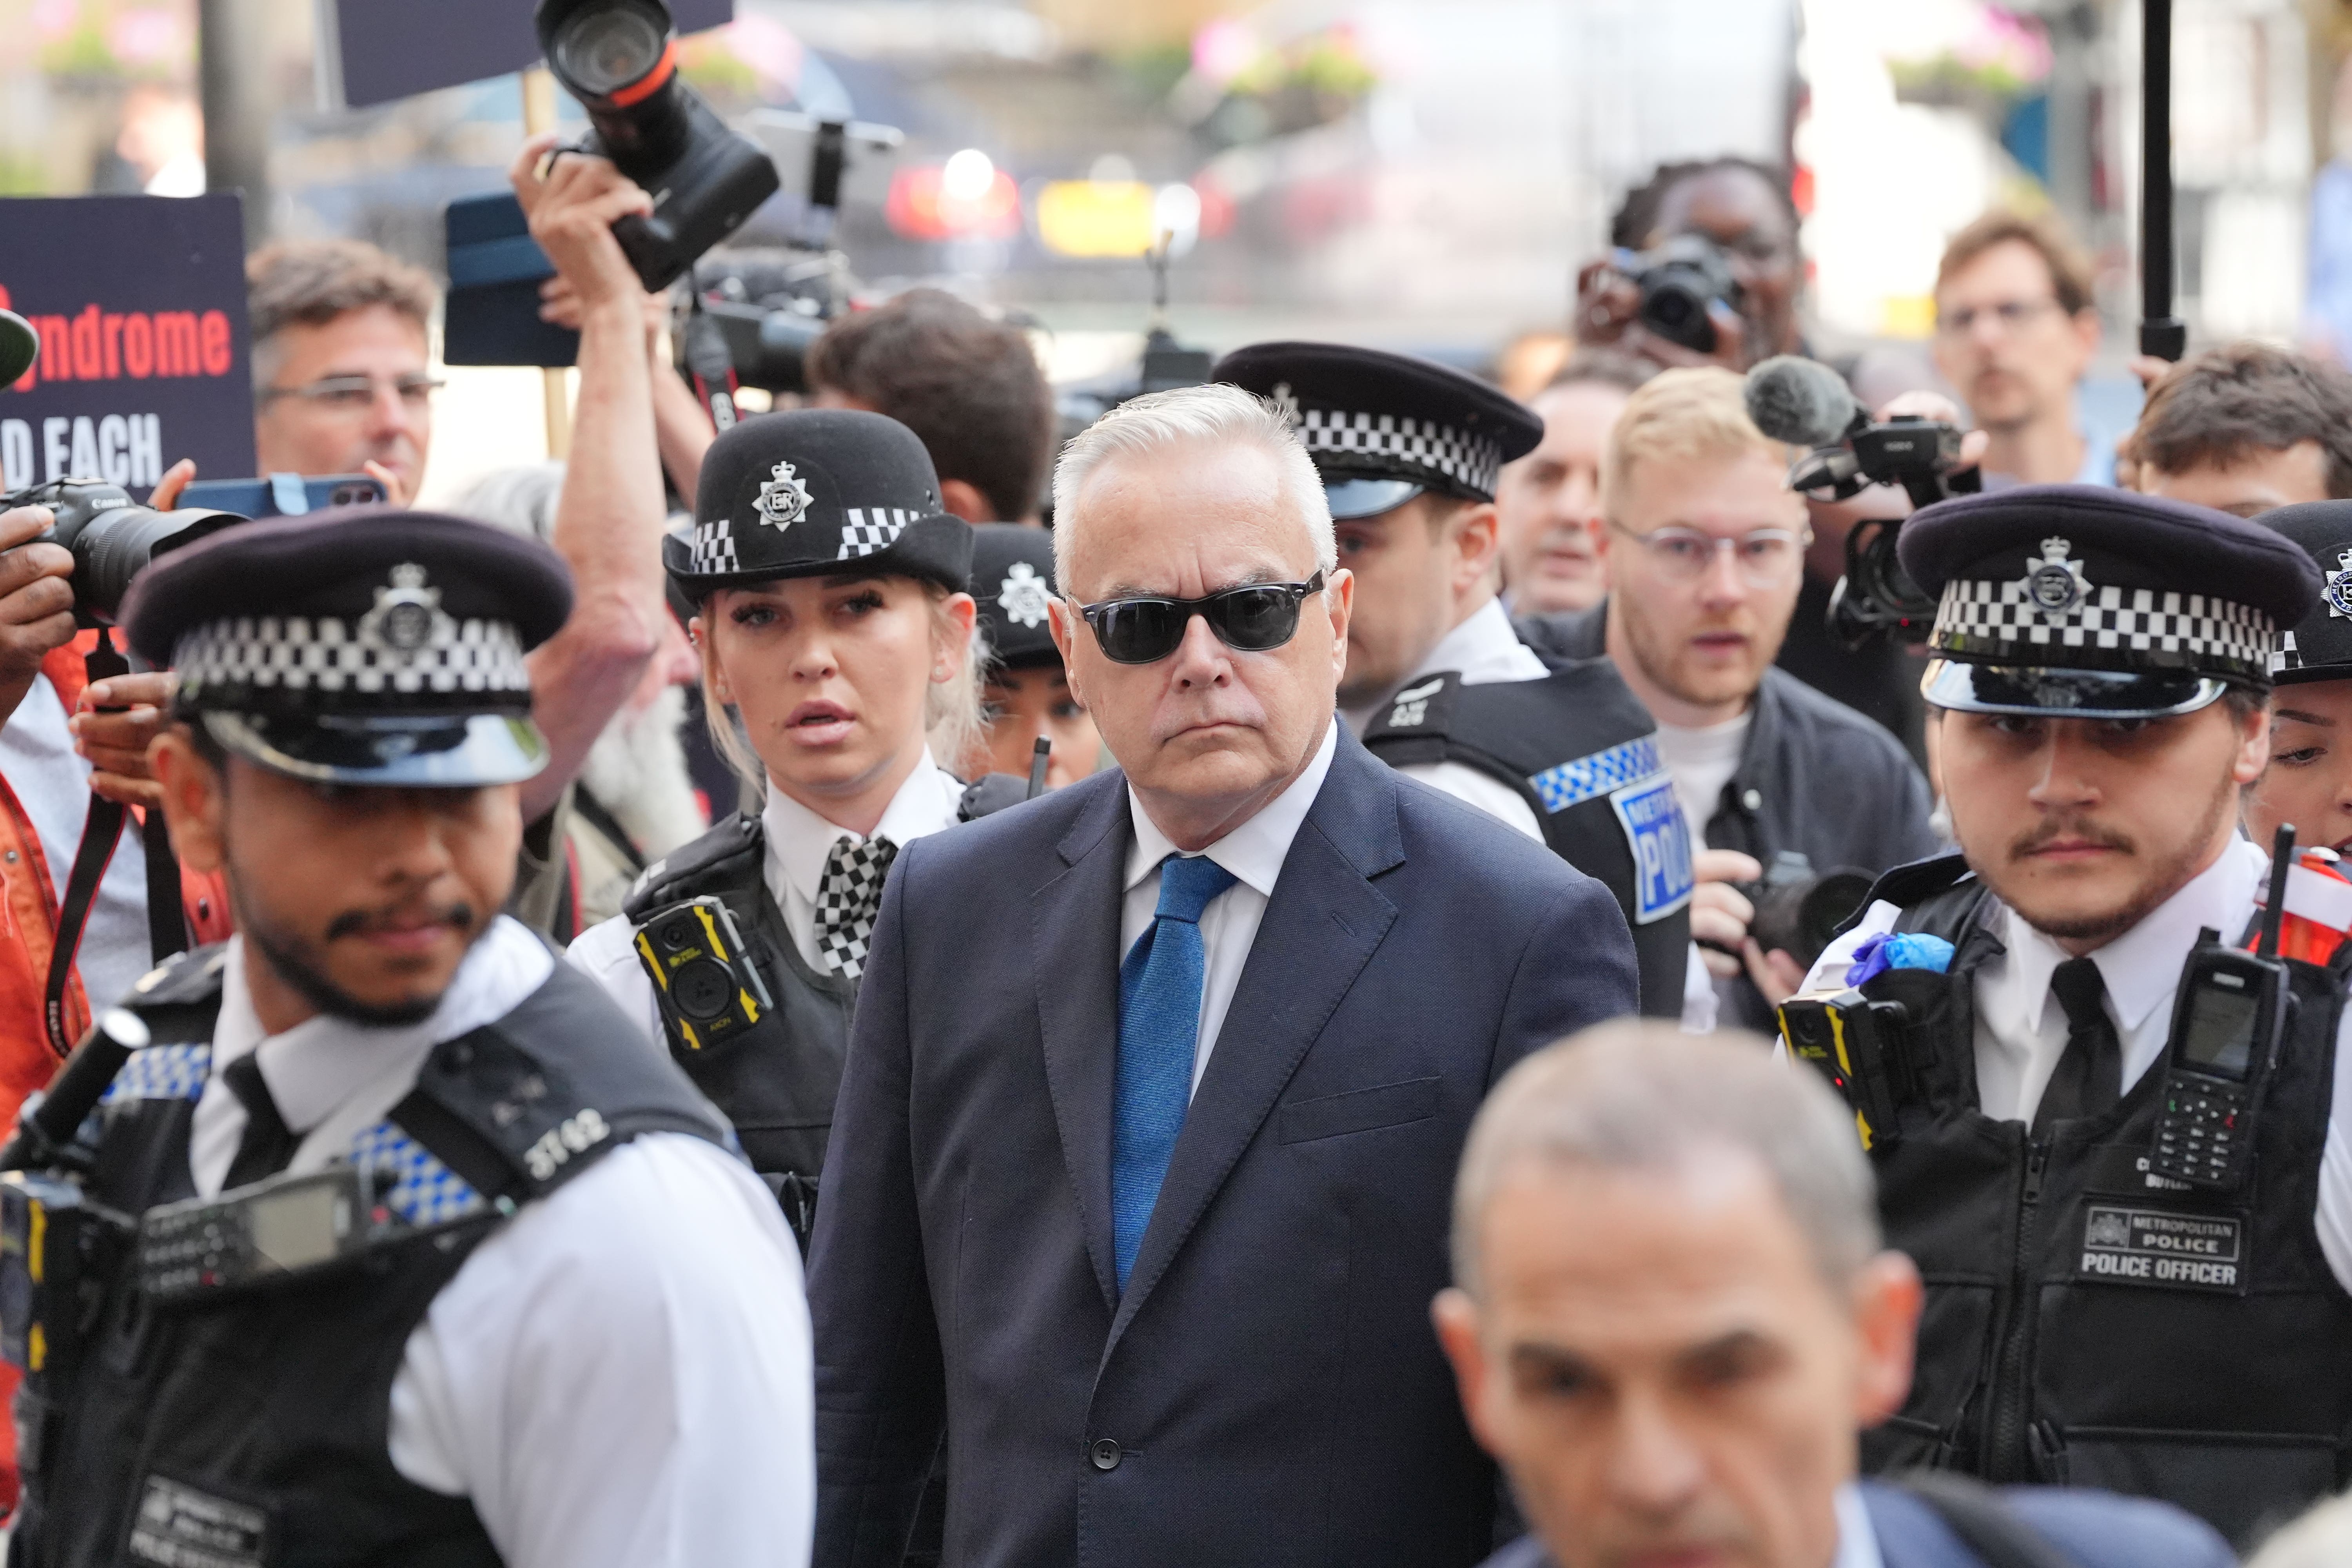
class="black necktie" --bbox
[221,1053,300,1188]
[2034,957,2122,1134]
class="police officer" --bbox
[566,410,1012,1244]
[969,521,1102,789]
[1215,342,1694,1018]
[2244,502,2352,859]
[6,509,812,1565]
[1791,485,2331,1548]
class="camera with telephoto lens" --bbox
[536,0,782,293]
[1616,236,1745,355]
[1,479,247,626]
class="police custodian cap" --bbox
[1897,483,2321,719]
[1213,341,1542,518]
[121,509,573,786]
[971,523,1060,670]
[2263,501,2352,685]
[668,408,973,595]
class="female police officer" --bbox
[566,409,992,1243]
[965,521,1102,789]
[2247,502,2352,858]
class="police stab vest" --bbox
[621,776,1026,1240]
[1842,855,2352,1550]
[1361,660,1695,1018]
[13,947,733,1568]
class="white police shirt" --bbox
[194,917,815,1568]
[1340,597,1715,1031]
[1808,835,2352,1294]
[566,750,966,1044]
[1122,719,1336,1094]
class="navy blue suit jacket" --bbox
[808,732,1640,1568]
[1479,1481,2237,1568]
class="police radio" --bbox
[634,895,774,1052]
[2146,826,2298,1191]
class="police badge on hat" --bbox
[755,460,813,531]
[998,561,1051,629]
[2259,501,2352,685]
[358,563,450,655]
[2328,549,2352,622]
[2018,537,2091,621]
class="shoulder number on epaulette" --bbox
[523,1107,612,1183]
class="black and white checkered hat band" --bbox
[684,506,925,578]
[1298,409,1503,497]
[173,615,531,704]
[1931,578,2275,679]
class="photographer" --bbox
[1575,157,1806,375]
[1519,368,1935,1025]
[1931,210,2109,487]
[808,288,1056,524]
[2121,343,2352,516]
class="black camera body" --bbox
[1716,850,1873,971]
[1,478,245,625]
[536,0,781,294]
[1619,236,1744,355]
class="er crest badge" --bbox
[997,561,1052,628]
[754,460,813,531]
[2327,548,2352,621]
[2018,535,2092,619]
[359,563,446,654]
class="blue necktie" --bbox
[1112,853,1238,1291]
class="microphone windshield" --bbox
[1744,355,1862,448]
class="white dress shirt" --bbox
[1806,835,2352,1294]
[1122,719,1337,1093]
[1834,1482,1886,1568]
[567,751,966,1044]
[197,918,815,1568]
[0,672,149,1014]
[1339,597,1550,840]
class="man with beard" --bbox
[1931,211,2109,488]
[1521,368,1934,1029]
[1788,486,2340,1551]
[3,509,815,1567]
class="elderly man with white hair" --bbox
[806,383,1639,1568]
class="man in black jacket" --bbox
[1520,367,1934,1028]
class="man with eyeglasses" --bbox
[808,381,1636,1568]
[1931,211,2110,489]
[1213,342,1698,1022]
[1522,368,1935,1029]
[246,239,442,504]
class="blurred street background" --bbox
[5,0,2345,503]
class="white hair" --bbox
[1051,383,1335,595]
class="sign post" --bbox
[521,65,573,460]
[0,195,257,499]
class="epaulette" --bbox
[1835,852,1976,939]
[958,772,1031,822]
[622,813,763,921]
[114,943,230,1045]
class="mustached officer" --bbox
[1215,343,1694,1019]
[567,410,1010,1247]
[1786,485,2334,1549]
[5,511,813,1567]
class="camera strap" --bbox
[41,630,187,1057]
[682,294,740,436]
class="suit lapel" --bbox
[1029,773,1132,1311]
[1107,736,1405,1348]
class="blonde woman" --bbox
[567,409,1007,1244]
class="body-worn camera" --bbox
[634,895,773,1053]
[0,479,246,625]
[1616,236,1744,355]
[536,0,782,292]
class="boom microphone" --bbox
[1744,355,1865,449]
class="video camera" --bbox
[1614,236,1744,356]
[1743,355,1982,650]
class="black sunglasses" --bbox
[1074,572,1327,665]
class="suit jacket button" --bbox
[1089,1438,1122,1471]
